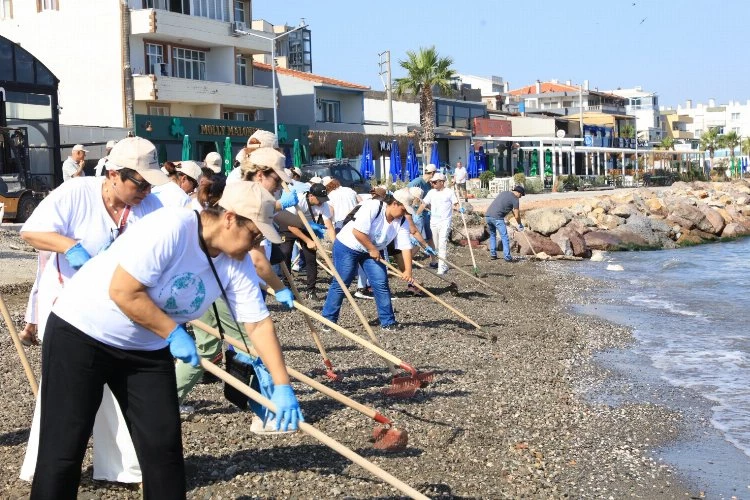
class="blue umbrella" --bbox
[406,140,419,181]
[359,138,374,180]
[430,144,439,172]
[389,140,402,182]
[181,134,191,161]
[466,145,478,178]
[477,146,486,174]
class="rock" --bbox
[597,214,625,230]
[551,226,590,258]
[610,204,640,218]
[721,222,750,238]
[669,201,708,230]
[697,205,725,235]
[524,208,571,236]
[606,264,624,271]
[666,213,694,230]
[644,198,668,217]
[609,226,651,248]
[676,231,704,246]
[590,249,606,261]
[583,231,624,251]
[517,231,563,256]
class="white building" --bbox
[607,86,663,143]
[675,99,750,139]
[251,19,312,73]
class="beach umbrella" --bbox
[293,139,302,168]
[181,134,191,161]
[223,137,232,176]
[477,146,486,175]
[359,138,374,180]
[466,146,478,179]
[283,146,292,168]
[406,141,419,181]
[158,143,168,165]
[303,144,309,164]
[335,139,344,160]
[430,144,439,172]
[389,140,402,183]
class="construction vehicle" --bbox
[0,126,45,222]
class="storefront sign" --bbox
[199,124,259,137]
[473,118,512,137]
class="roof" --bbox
[253,62,369,90]
[508,81,623,100]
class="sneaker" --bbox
[179,405,195,415]
[250,415,296,435]
[490,255,498,260]
[305,289,318,301]
[291,264,301,272]
[429,262,438,269]
[354,288,374,299]
[381,322,402,332]
[504,257,516,263]
[437,269,448,276]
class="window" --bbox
[37,0,57,11]
[694,129,702,138]
[1,0,12,20]
[235,56,247,85]
[145,43,165,75]
[233,0,245,23]
[192,0,228,21]
[320,99,340,123]
[148,105,169,116]
[732,112,741,120]
[234,112,249,121]
[223,111,250,121]
[172,47,206,80]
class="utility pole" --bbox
[378,51,394,135]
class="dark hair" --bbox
[201,166,215,179]
[117,167,137,181]
[383,194,397,205]
[162,161,177,177]
[197,175,226,208]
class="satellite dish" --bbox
[556,129,566,138]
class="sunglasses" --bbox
[123,172,152,192]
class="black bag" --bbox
[223,348,261,410]
[341,200,383,227]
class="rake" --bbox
[417,242,507,298]
[267,288,434,398]
[455,190,480,277]
[411,259,459,296]
[0,293,38,397]
[191,320,408,451]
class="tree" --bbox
[656,137,675,170]
[720,130,740,177]
[394,46,456,164]
[700,127,721,168]
[743,137,750,157]
[620,123,635,139]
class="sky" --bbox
[253,0,750,109]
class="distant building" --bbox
[251,20,312,73]
[674,99,750,139]
[606,87,663,143]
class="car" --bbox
[299,162,370,194]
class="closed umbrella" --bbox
[293,139,302,168]
[335,139,344,160]
[406,141,419,181]
[223,137,233,176]
[477,146,486,175]
[430,144,439,172]
[158,143,168,165]
[181,134,191,161]
[359,139,374,180]
[389,140,401,183]
[466,146,478,179]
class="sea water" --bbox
[569,238,750,463]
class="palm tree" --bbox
[620,123,635,139]
[394,46,456,163]
[656,137,675,170]
[700,127,721,169]
[720,130,740,177]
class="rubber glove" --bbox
[232,350,254,365]
[279,190,298,209]
[166,325,200,367]
[412,212,423,222]
[518,223,524,231]
[274,287,294,309]
[269,384,304,431]
[409,236,419,247]
[458,207,466,214]
[424,246,437,256]
[308,222,326,239]
[64,242,91,270]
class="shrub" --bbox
[524,177,543,194]
[478,170,495,189]
[513,173,526,186]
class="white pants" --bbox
[21,382,142,483]
[430,218,451,274]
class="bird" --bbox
[640,17,647,24]
[632,2,636,5]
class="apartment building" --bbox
[675,99,750,139]
[607,87,662,143]
[251,19,312,73]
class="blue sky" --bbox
[253,0,749,108]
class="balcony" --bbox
[134,75,272,109]
[130,9,268,54]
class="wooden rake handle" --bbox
[417,242,506,296]
[455,187,478,270]
[0,294,38,397]
[200,359,428,500]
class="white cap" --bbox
[218,181,281,244]
[424,164,437,173]
[72,144,89,153]
[247,147,292,183]
[247,129,278,149]
[408,186,424,200]
[431,172,446,182]
[204,151,223,173]
[176,161,203,182]
[392,188,415,215]
[105,140,117,150]
[322,176,333,186]
[235,149,249,163]
[291,167,302,177]
[106,137,169,186]
[309,176,322,184]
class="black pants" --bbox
[31,313,185,500]
[280,236,318,291]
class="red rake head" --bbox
[372,425,409,451]
[381,381,418,399]
[392,370,435,389]
[323,360,343,382]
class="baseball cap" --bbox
[392,188,415,215]
[218,181,281,244]
[72,144,89,153]
[309,176,322,184]
[309,183,329,202]
[408,186,424,200]
[204,152,223,173]
[321,176,333,186]
[513,185,526,196]
[248,147,292,183]
[291,167,302,177]
[176,161,203,182]
[431,173,446,182]
[424,164,437,173]
[105,140,117,150]
[106,137,169,186]
[247,129,278,149]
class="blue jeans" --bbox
[486,215,511,260]
[322,240,396,327]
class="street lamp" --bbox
[239,20,308,137]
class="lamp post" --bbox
[239,21,308,137]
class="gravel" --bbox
[0,227,697,498]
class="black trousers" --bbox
[31,313,186,500]
[280,236,318,290]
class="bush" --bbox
[478,170,495,189]
[524,177,543,194]
[513,173,526,186]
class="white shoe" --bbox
[250,415,296,435]
[179,405,195,415]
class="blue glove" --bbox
[412,212,423,222]
[269,384,304,431]
[166,325,200,366]
[518,223,524,231]
[274,287,294,309]
[309,222,326,239]
[458,207,466,214]
[279,190,298,209]
[64,242,91,270]
[424,246,437,256]
[233,350,254,365]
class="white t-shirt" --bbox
[422,188,458,223]
[288,194,331,223]
[53,208,268,351]
[62,157,83,182]
[453,167,468,183]
[336,199,412,253]
[151,180,191,208]
[20,176,163,338]
[327,186,359,224]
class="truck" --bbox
[0,126,44,222]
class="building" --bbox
[674,99,750,139]
[455,74,510,112]
[607,87,662,143]
[251,19,312,73]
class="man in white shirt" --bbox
[417,173,461,274]
[94,140,117,177]
[62,144,88,182]
[453,161,468,202]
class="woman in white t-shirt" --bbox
[417,173,462,275]
[321,188,415,331]
[19,137,167,486]
[31,181,303,499]
[323,176,361,232]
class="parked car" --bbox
[299,162,370,194]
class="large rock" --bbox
[611,204,640,218]
[644,198,668,217]
[597,214,625,230]
[567,216,596,234]
[669,201,708,230]
[551,226,590,257]
[609,226,651,248]
[517,231,563,256]
[524,208,570,236]
[676,231,704,246]
[697,205,725,235]
[666,213,695,230]
[584,230,624,251]
[722,223,750,238]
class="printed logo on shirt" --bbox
[159,273,206,315]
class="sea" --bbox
[568,237,750,496]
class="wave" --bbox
[626,294,705,318]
